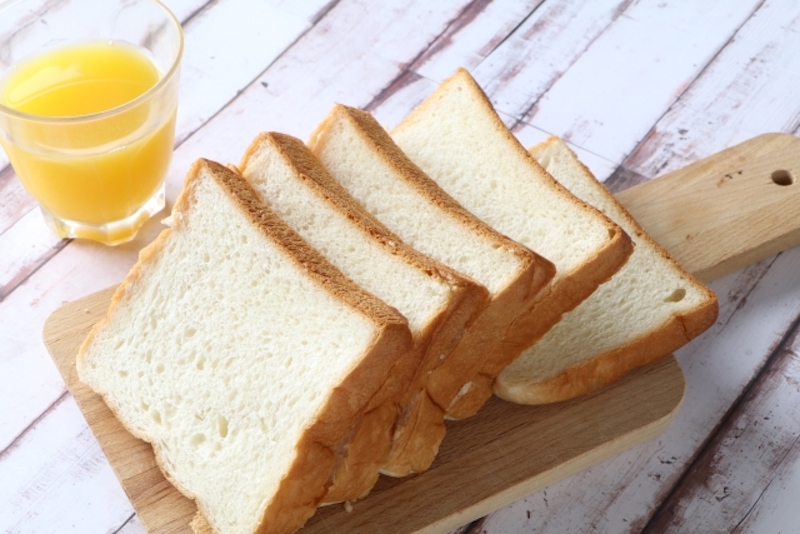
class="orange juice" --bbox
[0,41,176,241]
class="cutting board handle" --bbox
[616,133,800,282]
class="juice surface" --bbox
[0,42,175,232]
[2,42,159,116]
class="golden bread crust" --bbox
[311,104,555,436]
[390,69,632,419]
[240,133,489,499]
[494,294,717,404]
[78,159,414,534]
[380,389,446,477]
[495,137,718,404]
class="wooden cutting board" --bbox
[43,133,800,534]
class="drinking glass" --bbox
[0,0,183,245]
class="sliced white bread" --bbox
[391,68,633,418]
[308,104,555,466]
[238,133,489,494]
[495,137,718,403]
[76,159,413,534]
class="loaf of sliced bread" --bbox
[76,159,413,534]
[495,137,718,403]
[391,68,633,418]
[238,133,489,494]
[308,104,555,471]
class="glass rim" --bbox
[0,0,183,124]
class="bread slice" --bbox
[308,104,555,456]
[238,133,489,493]
[391,68,633,418]
[76,159,413,534]
[495,137,718,403]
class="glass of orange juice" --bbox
[0,0,183,245]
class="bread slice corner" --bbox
[239,131,491,495]
[77,158,413,534]
[390,68,634,414]
[495,136,718,404]
[308,103,557,475]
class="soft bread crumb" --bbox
[388,69,631,417]
[239,132,489,502]
[495,137,718,404]
[77,159,413,534]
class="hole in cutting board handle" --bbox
[772,169,795,186]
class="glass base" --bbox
[41,185,166,246]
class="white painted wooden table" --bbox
[2,1,800,532]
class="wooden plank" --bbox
[161,0,213,22]
[118,515,147,534]
[173,0,311,144]
[185,0,477,150]
[643,319,800,532]
[623,0,800,179]
[268,0,335,22]
[441,0,631,121]
[0,209,67,301]
[728,438,800,532]
[367,0,629,140]
[0,165,34,236]
[368,72,439,130]
[521,0,761,164]
[371,0,765,185]
[43,286,684,534]
[410,0,544,80]
[0,394,135,533]
[511,120,619,182]
[0,238,141,452]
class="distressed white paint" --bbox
[0,207,64,296]
[369,73,439,130]
[174,0,311,142]
[412,0,545,81]
[161,0,211,23]
[657,350,800,531]
[0,178,35,239]
[624,0,800,178]
[117,514,148,534]
[0,236,141,452]
[526,0,761,163]
[475,0,629,119]
[0,395,133,533]
[735,438,800,533]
